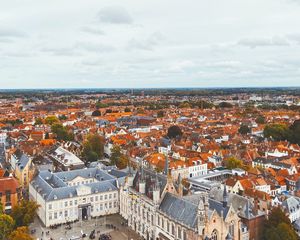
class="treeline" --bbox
[264,120,300,144]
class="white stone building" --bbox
[29,167,126,227]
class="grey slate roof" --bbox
[159,192,198,229]
[31,167,123,202]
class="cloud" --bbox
[98,6,133,24]
[286,33,300,44]
[127,32,164,51]
[0,28,27,38]
[80,26,104,35]
[237,36,290,48]
[76,42,115,53]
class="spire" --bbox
[140,158,144,182]
[223,184,228,208]
[154,172,160,191]
[164,154,169,176]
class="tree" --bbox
[45,116,60,125]
[34,118,43,125]
[116,155,129,169]
[179,102,191,108]
[289,120,300,145]
[256,115,266,124]
[11,200,39,228]
[92,110,101,116]
[157,110,164,118]
[105,109,113,114]
[238,124,251,135]
[58,115,68,121]
[263,207,297,240]
[167,125,183,139]
[219,102,233,108]
[82,134,105,163]
[224,156,243,169]
[95,101,108,109]
[263,124,290,141]
[51,123,74,141]
[9,226,33,240]
[124,107,131,112]
[110,145,122,166]
[0,214,15,240]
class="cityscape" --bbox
[1,1,300,240]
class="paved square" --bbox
[30,214,140,240]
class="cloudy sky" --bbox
[1,0,300,88]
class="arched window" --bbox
[211,229,218,240]
[229,221,234,236]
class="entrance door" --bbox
[82,207,88,220]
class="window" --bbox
[95,196,98,201]
[178,227,181,239]
[104,195,107,200]
[114,201,117,208]
[100,195,103,201]
[100,204,103,210]
[90,197,93,202]
[64,201,68,207]
[211,229,218,240]
[75,200,77,205]
[183,230,187,240]
[229,221,234,237]
[48,204,52,210]
[109,202,112,208]
[70,201,73,206]
[109,194,112,199]
[64,210,68,217]
[54,212,57,219]
[114,193,117,198]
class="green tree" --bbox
[238,124,251,135]
[58,115,67,121]
[289,120,300,145]
[263,207,297,240]
[92,110,101,116]
[34,118,43,125]
[110,145,122,166]
[157,110,164,118]
[0,214,15,240]
[82,134,105,162]
[51,123,74,141]
[167,125,183,139]
[256,115,266,124]
[95,101,108,109]
[263,124,290,141]
[45,116,60,125]
[8,226,33,240]
[224,156,243,169]
[11,200,39,228]
[124,107,131,112]
[219,102,233,108]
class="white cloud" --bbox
[98,6,133,24]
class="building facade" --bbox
[29,167,126,227]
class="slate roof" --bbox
[159,192,198,229]
[30,167,124,202]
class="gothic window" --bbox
[178,227,182,239]
[229,221,234,237]
[172,224,175,235]
[211,229,218,240]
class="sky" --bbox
[0,0,300,88]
